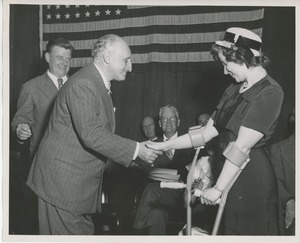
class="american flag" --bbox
[40,5,264,73]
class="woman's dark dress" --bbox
[211,75,284,235]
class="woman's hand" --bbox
[146,141,168,151]
[200,187,222,205]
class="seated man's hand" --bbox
[138,141,162,164]
[16,124,32,142]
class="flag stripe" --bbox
[70,43,213,58]
[68,51,214,68]
[68,61,219,75]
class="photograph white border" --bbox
[2,0,299,242]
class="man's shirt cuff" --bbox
[133,142,139,160]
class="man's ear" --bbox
[103,52,111,64]
[45,52,50,64]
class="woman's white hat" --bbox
[215,27,262,57]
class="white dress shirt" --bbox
[47,70,68,90]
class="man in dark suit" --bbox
[11,37,74,234]
[26,34,160,235]
[268,109,295,235]
[133,105,194,234]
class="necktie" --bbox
[107,82,112,95]
[166,150,173,160]
[57,78,63,90]
[165,138,173,160]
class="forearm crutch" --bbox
[186,146,202,235]
[211,159,249,235]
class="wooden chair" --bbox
[93,167,142,235]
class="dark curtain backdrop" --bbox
[9,5,295,148]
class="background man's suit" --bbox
[27,64,137,232]
[11,72,59,234]
[11,72,59,161]
[268,133,295,235]
[133,136,193,234]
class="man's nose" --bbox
[61,57,71,66]
[126,59,132,72]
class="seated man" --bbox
[142,116,159,141]
[195,112,210,128]
[133,105,194,235]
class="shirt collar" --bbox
[47,70,68,83]
[163,132,178,141]
[94,63,111,94]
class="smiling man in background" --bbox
[11,37,74,234]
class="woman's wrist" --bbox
[164,140,172,151]
[213,184,223,193]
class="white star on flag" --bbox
[65,13,70,19]
[75,12,80,18]
[46,14,51,19]
[85,11,91,17]
[105,9,111,15]
[116,9,121,15]
[55,13,61,19]
[55,5,60,9]
[95,10,100,16]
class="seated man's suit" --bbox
[133,136,194,235]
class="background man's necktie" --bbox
[165,138,173,160]
[57,78,63,90]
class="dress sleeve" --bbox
[210,83,237,121]
[241,86,283,135]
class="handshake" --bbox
[137,141,165,164]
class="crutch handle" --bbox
[193,189,221,204]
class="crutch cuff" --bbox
[188,125,205,148]
[223,142,249,167]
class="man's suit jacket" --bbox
[268,133,295,205]
[27,64,137,214]
[268,133,295,233]
[11,72,59,161]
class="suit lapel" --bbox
[36,72,58,99]
[88,64,115,133]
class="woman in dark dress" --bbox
[148,27,283,235]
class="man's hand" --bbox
[285,199,295,229]
[137,141,162,163]
[16,124,32,142]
